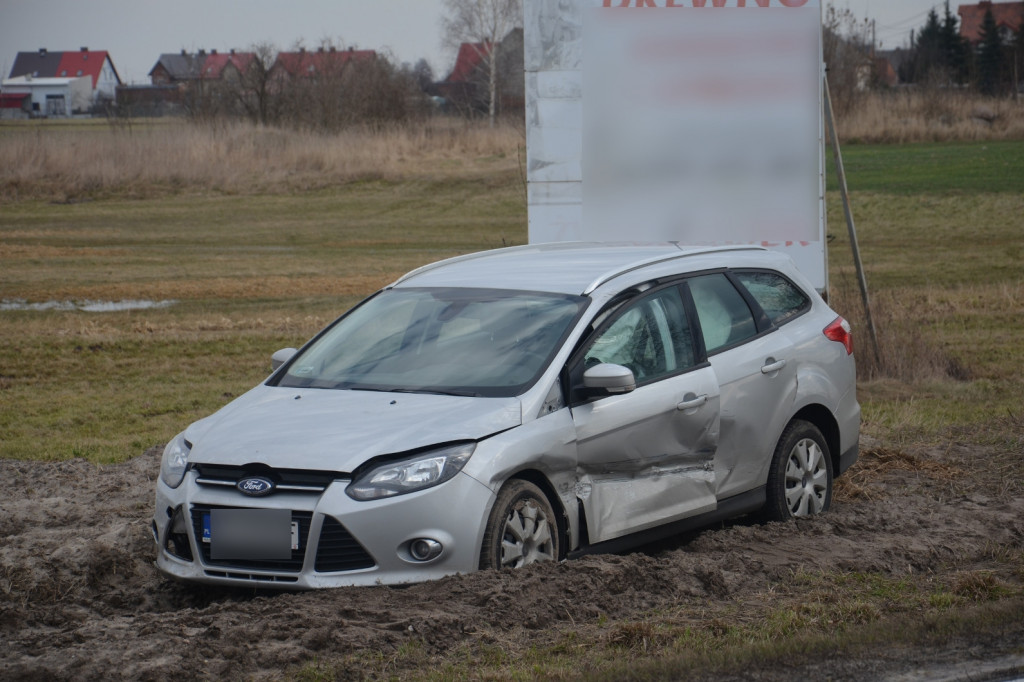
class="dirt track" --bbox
[2,439,1023,681]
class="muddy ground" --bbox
[2,437,1023,681]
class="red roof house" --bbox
[271,47,376,79]
[8,47,121,100]
[958,1,1024,43]
[199,51,256,80]
[445,42,492,84]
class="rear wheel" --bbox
[762,420,833,522]
[479,479,559,570]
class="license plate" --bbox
[205,509,298,561]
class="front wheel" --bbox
[762,420,833,522]
[479,479,560,570]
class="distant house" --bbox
[0,75,93,117]
[149,49,256,85]
[874,49,910,88]
[435,29,524,116]
[0,92,32,119]
[199,51,256,82]
[957,1,1024,43]
[269,47,376,83]
[136,49,257,117]
[149,50,205,85]
[5,47,121,113]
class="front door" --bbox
[569,285,720,543]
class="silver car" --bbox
[153,243,859,588]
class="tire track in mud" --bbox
[1,444,1022,680]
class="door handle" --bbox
[761,358,787,374]
[677,394,708,411]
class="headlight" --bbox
[160,432,191,489]
[346,443,476,501]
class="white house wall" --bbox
[1,76,93,116]
[97,58,119,99]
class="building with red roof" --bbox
[435,29,523,117]
[446,42,493,84]
[270,47,376,80]
[957,1,1024,43]
[199,50,256,81]
[8,48,120,101]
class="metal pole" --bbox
[823,76,881,363]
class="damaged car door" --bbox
[568,284,721,543]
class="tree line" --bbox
[166,42,438,130]
[901,4,1024,96]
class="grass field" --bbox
[1,124,1022,681]
[2,136,1022,463]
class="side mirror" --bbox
[583,363,636,395]
[271,347,298,372]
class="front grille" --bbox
[314,516,376,572]
[191,504,312,573]
[193,464,346,494]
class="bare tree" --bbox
[822,4,871,115]
[441,0,523,127]
[237,42,278,125]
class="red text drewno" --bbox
[603,0,809,7]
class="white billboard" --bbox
[525,0,827,290]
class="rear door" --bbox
[569,284,721,543]
[685,272,800,499]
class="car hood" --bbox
[186,385,522,472]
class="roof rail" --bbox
[387,243,541,288]
[581,245,763,295]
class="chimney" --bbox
[211,49,217,55]
[330,47,337,53]
[317,47,325,53]
[38,48,48,57]
[199,49,206,56]
[299,47,306,53]
[229,48,235,55]
[181,49,187,56]
[80,47,88,52]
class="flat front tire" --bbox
[763,420,833,522]
[479,479,560,570]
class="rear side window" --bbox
[735,271,810,326]
[688,274,757,353]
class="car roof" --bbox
[390,242,771,295]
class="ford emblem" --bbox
[237,476,275,497]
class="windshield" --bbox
[276,287,588,397]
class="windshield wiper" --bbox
[342,386,481,397]
[387,387,482,398]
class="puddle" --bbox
[0,299,177,312]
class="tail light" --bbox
[824,317,853,355]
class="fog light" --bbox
[163,505,194,562]
[408,538,443,562]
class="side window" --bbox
[735,271,810,326]
[583,287,694,383]
[688,273,757,353]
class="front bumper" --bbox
[153,469,495,588]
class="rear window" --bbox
[735,271,810,326]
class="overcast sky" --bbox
[1,0,949,84]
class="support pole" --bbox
[823,76,881,363]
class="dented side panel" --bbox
[571,365,721,543]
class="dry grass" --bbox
[0,118,525,202]
[828,286,971,384]
[2,92,1023,201]
[837,90,1024,144]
